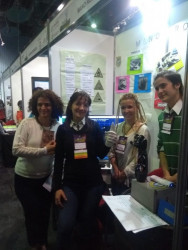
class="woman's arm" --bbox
[52,126,65,191]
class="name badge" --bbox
[115,136,127,154]
[74,134,88,159]
[162,113,174,134]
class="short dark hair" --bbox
[28,89,64,119]
[33,87,43,93]
[154,70,183,97]
[66,91,91,122]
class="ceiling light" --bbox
[57,3,64,12]
[91,22,97,29]
[0,32,5,46]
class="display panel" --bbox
[31,77,49,91]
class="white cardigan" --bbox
[12,118,60,179]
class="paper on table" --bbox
[102,195,168,232]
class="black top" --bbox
[52,118,110,191]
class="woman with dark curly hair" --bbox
[13,89,64,250]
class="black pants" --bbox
[14,174,52,247]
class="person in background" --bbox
[153,70,183,183]
[0,99,6,122]
[16,100,23,125]
[52,90,117,250]
[0,120,6,134]
[13,89,64,250]
[108,93,151,195]
[29,87,43,118]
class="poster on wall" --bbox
[127,54,143,75]
[156,48,184,72]
[133,73,151,93]
[115,75,130,93]
[154,91,166,110]
[60,50,106,114]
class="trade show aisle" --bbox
[0,163,115,250]
[0,164,57,250]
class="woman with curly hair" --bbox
[13,89,64,250]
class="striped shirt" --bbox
[157,99,182,175]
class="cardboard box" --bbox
[131,179,176,213]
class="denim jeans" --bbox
[56,183,105,250]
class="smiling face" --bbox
[120,98,138,125]
[37,97,52,119]
[71,97,89,123]
[154,76,181,108]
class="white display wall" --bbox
[114,2,188,172]
[50,29,114,115]
[22,56,48,117]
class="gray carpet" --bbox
[0,164,56,250]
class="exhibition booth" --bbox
[1,0,188,248]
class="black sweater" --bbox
[52,118,110,191]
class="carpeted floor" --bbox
[0,163,116,250]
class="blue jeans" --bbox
[56,183,105,250]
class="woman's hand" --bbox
[55,189,67,207]
[118,171,126,183]
[46,140,56,155]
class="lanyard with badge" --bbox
[161,112,174,135]
[115,135,127,154]
[74,134,88,159]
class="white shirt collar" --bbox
[165,99,182,115]
[70,118,85,130]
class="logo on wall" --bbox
[116,56,121,67]
[93,92,103,102]
[94,68,103,78]
[94,80,103,90]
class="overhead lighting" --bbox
[91,22,97,29]
[0,32,5,46]
[57,3,64,12]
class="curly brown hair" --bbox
[28,89,64,119]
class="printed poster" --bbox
[154,91,166,110]
[60,50,106,114]
[115,75,130,93]
[127,54,143,75]
[134,73,151,93]
[156,48,184,72]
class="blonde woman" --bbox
[108,93,151,195]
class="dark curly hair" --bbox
[66,91,91,123]
[28,89,64,119]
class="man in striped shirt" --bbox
[154,70,183,182]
